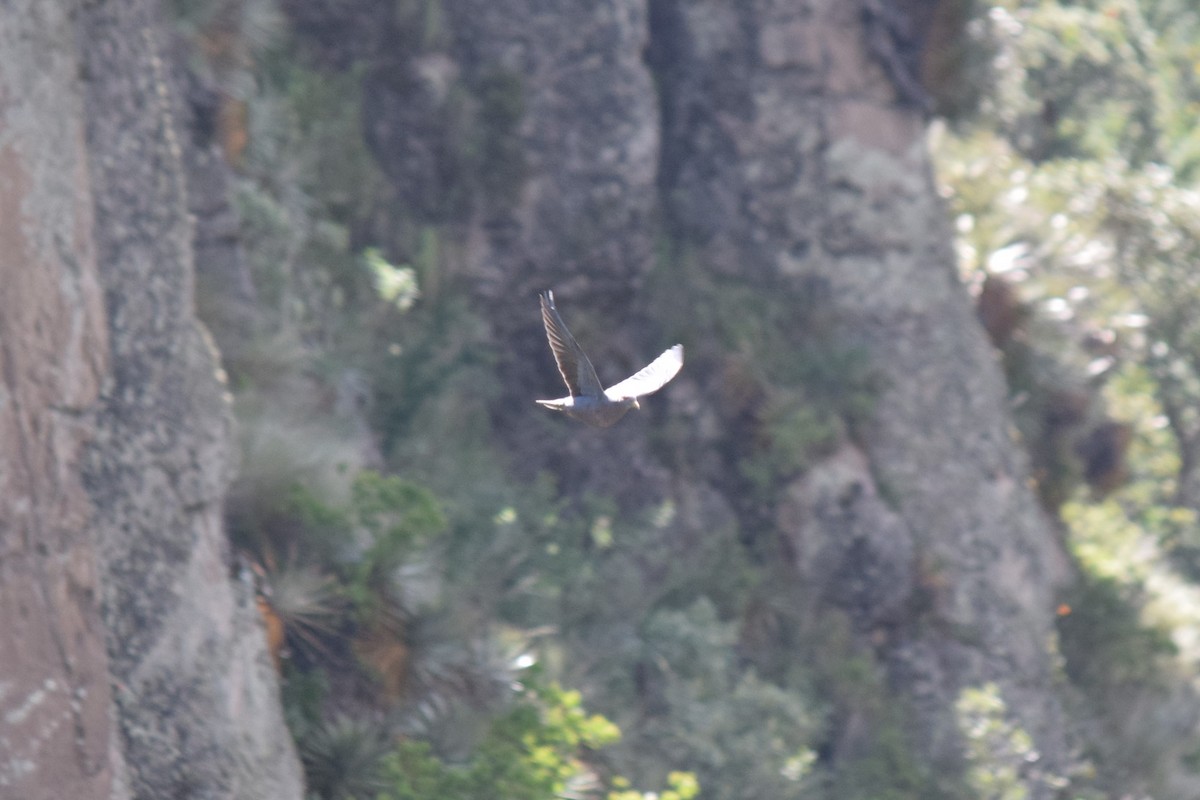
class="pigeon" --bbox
[536,290,683,427]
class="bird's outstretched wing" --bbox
[604,344,684,401]
[540,291,604,398]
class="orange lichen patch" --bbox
[217,94,249,168]
[257,594,286,671]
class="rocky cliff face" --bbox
[349,0,1072,792]
[1,0,1076,796]
[0,2,119,797]
[647,0,1071,778]
[0,1,302,798]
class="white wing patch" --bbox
[604,344,684,401]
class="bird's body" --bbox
[535,290,683,428]
[534,394,638,428]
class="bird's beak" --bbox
[632,398,641,410]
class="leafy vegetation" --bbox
[937,0,1200,795]
[378,680,624,800]
[955,684,1047,800]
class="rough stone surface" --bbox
[652,0,1070,788]
[0,3,123,797]
[364,0,659,303]
[776,444,914,629]
[0,2,306,799]
[170,45,261,359]
[76,1,303,797]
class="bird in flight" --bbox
[536,290,683,427]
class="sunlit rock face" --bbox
[0,3,116,797]
[0,2,302,798]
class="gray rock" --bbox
[654,2,1070,790]
[0,3,304,799]
[80,1,304,798]
[0,3,122,797]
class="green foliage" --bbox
[738,396,842,495]
[234,463,446,722]
[831,719,939,800]
[223,30,388,370]
[378,740,457,799]
[350,472,446,558]
[648,241,878,504]
[621,599,822,800]
[1057,573,1176,690]
[941,0,1200,427]
[225,400,360,563]
[255,470,443,585]
[604,598,947,800]
[982,2,1163,164]
[955,684,1041,800]
[468,683,619,798]
[343,472,446,615]
[366,248,420,311]
[939,3,1200,793]
[608,771,700,800]
[806,612,942,800]
[300,716,393,800]
[285,481,354,545]
[290,68,379,206]
[281,664,330,741]
[377,679,677,800]
[1048,371,1200,796]
[370,291,498,459]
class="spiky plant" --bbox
[299,715,393,800]
[225,403,366,564]
[265,561,346,662]
[402,612,519,710]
